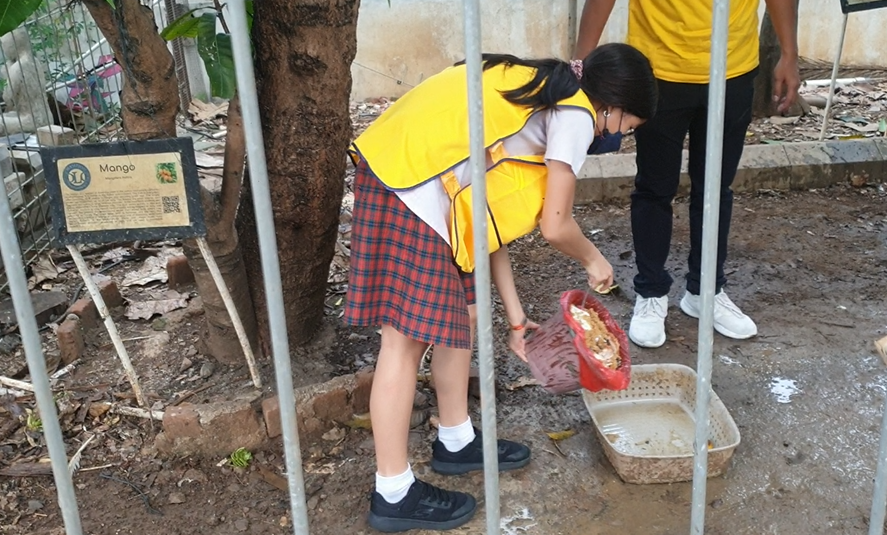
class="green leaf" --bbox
[196,13,235,99]
[160,8,207,40]
[105,0,115,7]
[245,0,254,30]
[229,447,252,468]
[0,0,44,37]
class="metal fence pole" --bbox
[868,388,887,535]
[462,1,501,533]
[225,1,310,533]
[689,0,730,533]
[818,13,849,142]
[0,192,83,534]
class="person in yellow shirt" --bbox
[575,0,800,347]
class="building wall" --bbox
[352,0,887,100]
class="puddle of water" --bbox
[500,507,536,534]
[719,354,741,366]
[770,377,801,404]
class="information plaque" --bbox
[41,137,206,245]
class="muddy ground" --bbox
[1,179,886,534]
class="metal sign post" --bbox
[0,192,83,534]
[226,0,311,533]
[690,0,730,532]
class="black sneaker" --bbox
[431,427,531,475]
[367,479,477,532]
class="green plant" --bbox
[160,2,254,100]
[25,409,42,432]
[229,447,252,468]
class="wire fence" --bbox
[0,0,190,295]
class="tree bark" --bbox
[753,3,807,118]
[183,95,259,365]
[81,0,179,139]
[239,0,360,349]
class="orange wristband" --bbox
[511,317,528,331]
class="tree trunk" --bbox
[81,0,179,139]
[82,0,259,365]
[753,3,806,118]
[183,96,259,365]
[239,0,360,349]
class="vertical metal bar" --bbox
[462,1,500,533]
[869,391,887,535]
[818,13,849,142]
[225,0,310,533]
[689,0,730,533]
[0,186,83,535]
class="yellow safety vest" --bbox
[349,63,596,272]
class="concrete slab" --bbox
[578,139,885,205]
[784,139,883,190]
[733,143,792,193]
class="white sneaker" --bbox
[679,290,757,339]
[628,295,668,348]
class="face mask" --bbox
[587,108,625,155]
[588,130,624,155]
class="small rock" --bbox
[413,391,428,408]
[185,346,198,358]
[234,518,248,532]
[151,401,164,411]
[152,317,168,331]
[206,515,219,526]
[200,362,215,379]
[307,495,320,510]
[180,468,208,485]
[226,483,242,493]
[180,357,193,373]
[168,492,186,504]
[279,515,290,527]
[348,333,368,341]
[709,498,723,509]
[27,500,44,513]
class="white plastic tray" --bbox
[582,363,741,484]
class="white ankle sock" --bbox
[438,417,476,453]
[376,464,415,504]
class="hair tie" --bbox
[570,59,583,80]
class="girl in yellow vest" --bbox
[346,43,656,532]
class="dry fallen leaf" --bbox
[28,255,65,288]
[504,377,539,391]
[122,256,168,287]
[345,412,372,430]
[546,430,576,442]
[125,295,189,320]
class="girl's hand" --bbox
[508,318,540,362]
[585,256,614,293]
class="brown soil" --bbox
[2,180,886,534]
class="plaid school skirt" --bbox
[344,160,476,349]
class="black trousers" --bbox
[631,69,756,298]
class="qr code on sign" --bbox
[161,196,181,214]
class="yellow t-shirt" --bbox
[627,0,760,84]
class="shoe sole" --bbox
[679,297,757,340]
[367,503,477,533]
[431,455,532,476]
[628,328,666,348]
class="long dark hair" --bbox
[457,43,657,119]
